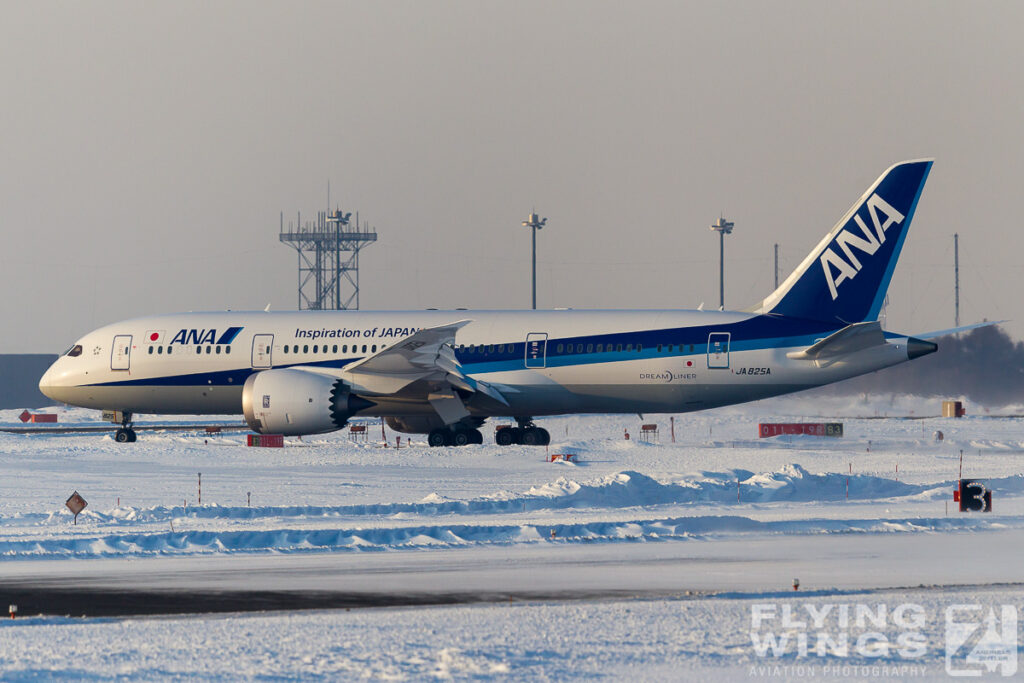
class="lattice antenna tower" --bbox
[279,203,378,310]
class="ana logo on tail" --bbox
[820,193,904,300]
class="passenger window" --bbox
[556,344,563,353]
[362,344,367,353]
[637,344,643,352]
[488,345,494,353]
[148,346,154,355]
[226,346,231,354]
[157,346,163,355]
[283,346,288,354]
[303,345,308,353]
[372,345,377,352]
[690,344,695,352]
[576,344,583,353]
[313,345,318,353]
[167,346,173,355]
[333,345,338,353]
[626,344,633,352]
[657,344,663,352]
[65,345,83,357]
[342,345,348,353]
[596,344,603,353]
[216,346,221,354]
[616,344,623,352]
[206,346,212,354]
[586,344,593,353]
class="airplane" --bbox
[41,159,944,446]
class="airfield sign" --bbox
[65,491,87,524]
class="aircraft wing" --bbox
[339,320,509,411]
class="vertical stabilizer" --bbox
[751,159,932,324]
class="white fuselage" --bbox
[39,309,914,421]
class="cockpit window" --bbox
[65,345,83,357]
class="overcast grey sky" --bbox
[2,1,1022,352]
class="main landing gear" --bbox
[494,418,550,446]
[427,426,484,447]
[114,412,137,443]
[424,418,549,447]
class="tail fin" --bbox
[751,159,933,324]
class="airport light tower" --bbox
[522,211,547,309]
[710,216,734,309]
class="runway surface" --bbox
[3,527,1021,617]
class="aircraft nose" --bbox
[38,362,63,401]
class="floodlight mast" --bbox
[522,212,547,310]
[709,217,734,309]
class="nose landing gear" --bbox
[113,412,137,443]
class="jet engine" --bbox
[242,369,373,436]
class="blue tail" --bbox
[753,159,933,324]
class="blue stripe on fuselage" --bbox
[90,357,361,388]
[458,315,841,371]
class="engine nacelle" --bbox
[242,369,372,436]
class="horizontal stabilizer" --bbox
[908,320,1005,340]
[786,321,884,360]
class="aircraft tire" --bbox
[536,428,550,446]
[469,429,483,444]
[453,430,471,447]
[521,428,540,446]
[427,429,448,447]
[115,428,134,443]
[495,429,514,446]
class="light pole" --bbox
[522,212,547,309]
[709,217,734,309]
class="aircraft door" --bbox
[252,334,274,369]
[111,335,132,371]
[707,332,730,369]
[525,333,547,368]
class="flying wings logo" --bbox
[820,193,904,300]
[169,327,244,346]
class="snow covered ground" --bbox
[1,393,1022,679]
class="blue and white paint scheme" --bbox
[40,160,941,445]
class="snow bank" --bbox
[2,511,1015,559]
[29,464,931,530]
